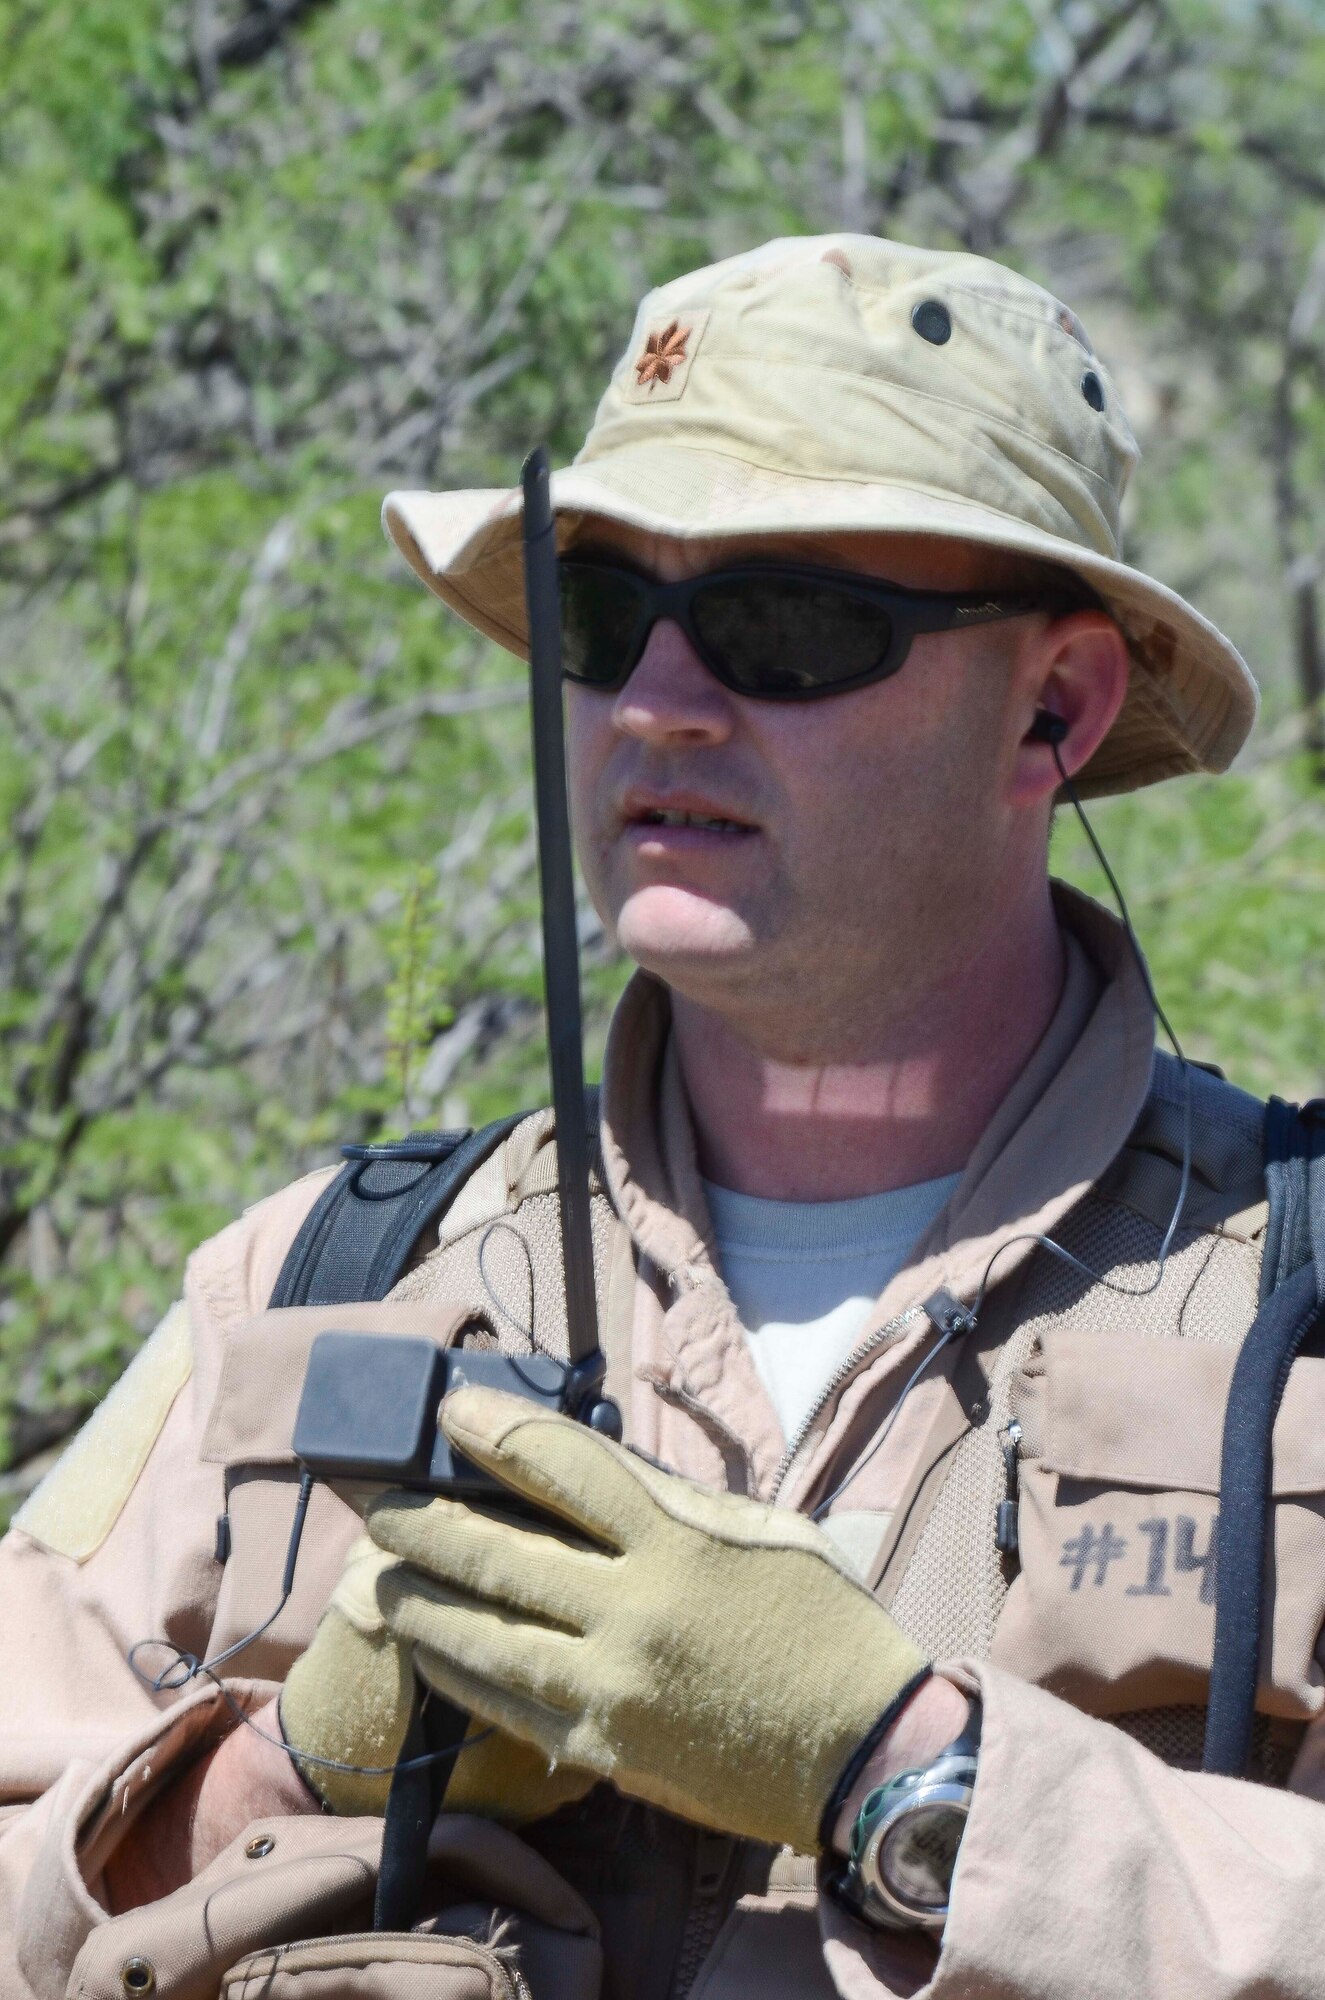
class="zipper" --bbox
[767,1304,926,1503]
[996,1417,1023,1555]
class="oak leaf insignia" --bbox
[635,320,691,390]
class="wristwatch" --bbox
[840,1701,982,1934]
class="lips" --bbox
[620,790,759,837]
[636,807,749,833]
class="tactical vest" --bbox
[270,1059,1325,1997]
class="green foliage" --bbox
[384,868,454,1120]
[1056,764,1325,1101]
[4,0,1325,1492]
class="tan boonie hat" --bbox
[383,234,1258,797]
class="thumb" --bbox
[329,1534,405,1638]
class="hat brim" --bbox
[382,447,1258,800]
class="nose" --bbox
[611,619,737,749]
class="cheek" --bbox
[758,697,900,856]
[565,690,614,833]
[565,691,619,919]
[764,666,1003,891]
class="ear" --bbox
[1007,611,1130,809]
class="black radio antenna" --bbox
[521,448,603,1378]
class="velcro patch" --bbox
[13,1300,192,1563]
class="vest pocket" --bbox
[220,1931,526,1997]
[989,1325,1325,1722]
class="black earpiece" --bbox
[1029,709,1069,745]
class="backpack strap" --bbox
[1203,1098,1325,1776]
[269,1088,606,1309]
[1258,1096,1325,1303]
[269,1115,525,1308]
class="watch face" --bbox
[878,1799,968,1914]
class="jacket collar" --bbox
[600,880,1157,1322]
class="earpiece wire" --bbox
[808,737,1195,1518]
[128,1639,493,1783]
[961,741,1194,1323]
[127,1472,493,1784]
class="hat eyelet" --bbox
[911,300,952,346]
[1081,370,1105,411]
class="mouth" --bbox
[620,790,760,841]
[632,807,753,834]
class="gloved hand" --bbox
[279,1536,594,1822]
[366,1387,930,1854]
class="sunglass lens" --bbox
[691,576,894,695]
[559,564,646,687]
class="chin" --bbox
[614,885,758,977]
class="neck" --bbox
[669,882,1065,1202]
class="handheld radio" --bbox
[288,450,621,1933]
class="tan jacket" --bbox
[2,884,1324,1998]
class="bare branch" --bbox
[196,515,298,758]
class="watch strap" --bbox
[817,1664,934,1851]
[839,1696,982,1932]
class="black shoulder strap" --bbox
[1203,1098,1325,1776]
[269,1115,525,1308]
[269,1088,606,1310]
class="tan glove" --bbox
[279,1536,595,1822]
[367,1387,930,1854]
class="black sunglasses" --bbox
[558,557,1090,702]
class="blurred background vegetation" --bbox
[3,0,1325,1503]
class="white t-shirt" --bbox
[702,1173,961,1445]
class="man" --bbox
[1,235,1322,1999]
